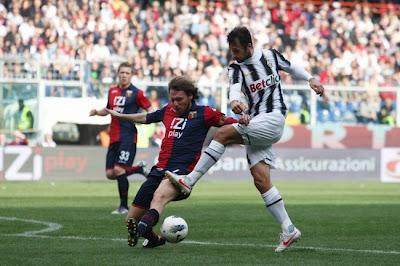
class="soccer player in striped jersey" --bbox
[90,62,152,215]
[166,26,325,252]
[106,76,239,248]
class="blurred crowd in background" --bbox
[1,0,399,85]
[0,0,399,147]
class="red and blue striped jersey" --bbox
[146,103,229,172]
[107,84,151,144]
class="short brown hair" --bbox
[227,26,252,48]
[168,76,198,99]
[117,62,133,73]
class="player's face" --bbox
[118,67,133,88]
[229,38,252,63]
[169,89,193,115]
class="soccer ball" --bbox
[160,215,188,243]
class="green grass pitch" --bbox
[1,180,400,265]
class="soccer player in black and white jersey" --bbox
[166,26,324,252]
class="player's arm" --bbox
[271,49,324,96]
[145,106,154,112]
[137,89,154,113]
[89,108,108,116]
[228,64,248,114]
[90,88,113,116]
[230,100,248,115]
[105,108,147,123]
[217,114,250,126]
[216,115,237,127]
[204,106,249,127]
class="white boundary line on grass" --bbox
[0,216,62,236]
[1,216,400,256]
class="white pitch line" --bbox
[0,216,62,236]
[183,240,400,255]
[1,216,400,256]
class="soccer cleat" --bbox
[111,206,128,215]
[137,161,150,177]
[165,171,192,195]
[127,218,139,247]
[142,235,166,248]
[275,227,301,252]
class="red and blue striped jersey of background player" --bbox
[146,102,236,173]
[107,84,151,144]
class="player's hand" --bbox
[89,109,97,116]
[238,114,250,125]
[105,108,120,117]
[230,100,248,115]
[309,77,324,97]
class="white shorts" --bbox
[232,111,285,168]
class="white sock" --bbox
[186,140,225,186]
[261,186,293,234]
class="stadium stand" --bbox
[0,0,398,144]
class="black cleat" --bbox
[127,218,138,247]
[142,235,166,248]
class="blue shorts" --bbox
[132,167,190,209]
[105,142,137,169]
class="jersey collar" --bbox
[171,101,198,117]
[119,83,132,90]
[236,47,262,65]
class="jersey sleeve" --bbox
[228,64,243,103]
[223,117,237,125]
[136,89,151,109]
[271,49,312,81]
[203,106,226,127]
[146,106,166,123]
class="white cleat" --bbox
[165,171,192,195]
[111,207,129,215]
[137,161,150,177]
[275,227,301,253]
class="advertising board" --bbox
[0,146,381,181]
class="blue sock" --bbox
[137,209,159,237]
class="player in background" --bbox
[106,76,241,248]
[89,62,152,214]
[166,26,325,252]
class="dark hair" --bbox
[168,76,198,100]
[117,62,133,73]
[227,26,252,48]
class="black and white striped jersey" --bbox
[228,48,312,118]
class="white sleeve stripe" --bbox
[288,63,313,81]
[229,83,242,102]
[270,49,311,81]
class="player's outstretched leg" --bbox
[165,171,192,195]
[127,218,138,247]
[125,161,150,177]
[275,226,301,252]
